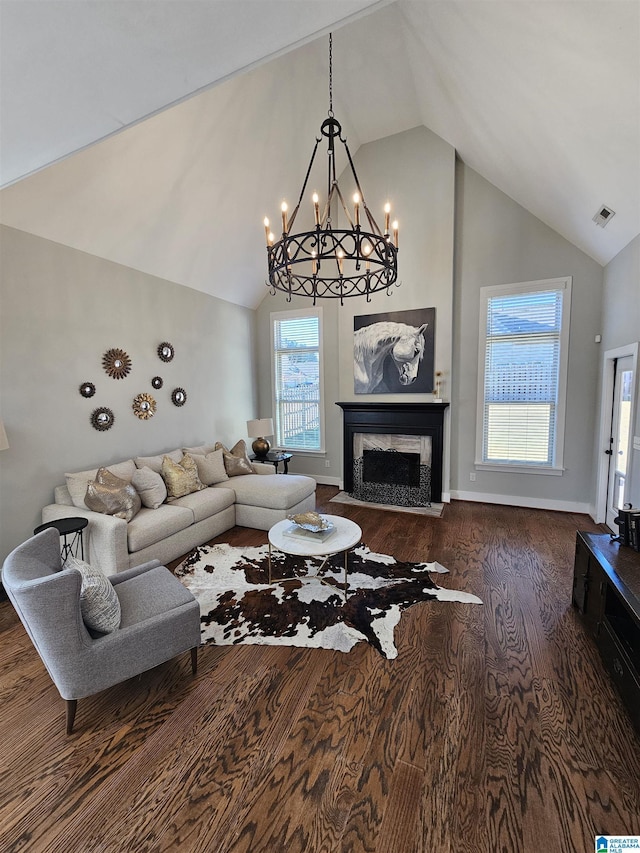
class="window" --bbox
[271,308,324,452]
[476,277,572,473]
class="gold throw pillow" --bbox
[85,467,141,522]
[215,440,254,477]
[161,453,207,499]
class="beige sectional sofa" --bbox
[41,444,316,575]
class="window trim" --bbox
[475,276,572,474]
[270,306,325,453]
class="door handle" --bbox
[605,449,613,455]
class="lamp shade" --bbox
[0,420,8,451]
[246,418,274,439]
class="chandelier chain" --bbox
[328,33,333,116]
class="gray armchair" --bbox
[2,528,201,733]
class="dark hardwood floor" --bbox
[1,487,639,852]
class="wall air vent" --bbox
[593,205,616,228]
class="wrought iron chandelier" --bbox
[264,34,399,304]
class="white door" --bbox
[606,355,634,530]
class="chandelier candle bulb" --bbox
[281,202,288,233]
[337,250,344,275]
[384,203,391,234]
[312,250,317,275]
[313,193,320,225]
[392,221,399,248]
[263,217,270,244]
[268,232,275,246]
[353,193,360,226]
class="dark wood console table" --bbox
[572,532,640,731]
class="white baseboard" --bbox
[312,474,342,487]
[450,489,591,515]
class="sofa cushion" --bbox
[170,485,235,523]
[116,565,196,628]
[66,459,136,509]
[85,468,142,522]
[215,473,315,511]
[126,505,194,553]
[66,556,121,633]
[216,440,254,477]
[188,449,228,486]
[134,449,182,474]
[131,466,167,509]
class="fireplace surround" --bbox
[336,402,449,503]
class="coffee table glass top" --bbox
[269,514,361,557]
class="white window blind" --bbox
[477,278,571,471]
[272,309,323,451]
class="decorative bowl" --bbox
[287,511,332,532]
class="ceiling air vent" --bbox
[593,205,616,228]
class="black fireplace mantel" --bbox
[336,401,450,501]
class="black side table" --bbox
[250,451,293,474]
[34,517,88,564]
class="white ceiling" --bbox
[1,0,638,309]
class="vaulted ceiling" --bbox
[1,0,638,309]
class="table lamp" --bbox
[246,418,274,459]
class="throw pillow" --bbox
[85,468,142,522]
[215,440,254,477]
[161,453,207,499]
[134,448,182,474]
[131,466,167,509]
[188,448,229,485]
[183,443,217,457]
[65,459,136,509]
[66,556,121,633]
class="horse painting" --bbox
[354,322,429,394]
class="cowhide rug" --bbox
[175,543,482,659]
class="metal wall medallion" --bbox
[91,407,115,431]
[157,342,174,362]
[102,348,132,379]
[79,381,96,398]
[171,387,187,407]
[151,376,163,389]
[132,393,157,420]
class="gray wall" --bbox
[256,125,456,492]
[452,161,604,511]
[601,234,640,507]
[0,225,257,561]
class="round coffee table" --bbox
[268,514,362,599]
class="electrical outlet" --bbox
[469,472,477,482]
[325,459,331,467]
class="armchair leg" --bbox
[190,646,198,675]
[66,699,77,734]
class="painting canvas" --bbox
[354,307,435,394]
